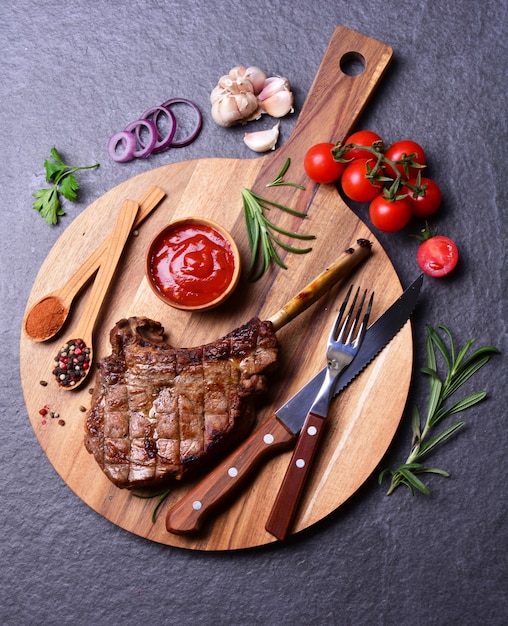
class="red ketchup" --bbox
[148,221,237,307]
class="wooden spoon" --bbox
[52,198,139,391]
[23,185,165,342]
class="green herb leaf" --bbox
[50,146,65,164]
[44,158,64,183]
[32,187,64,225]
[33,147,99,225]
[379,325,499,496]
[241,159,312,281]
[59,174,79,202]
[397,466,431,496]
[417,420,465,457]
[266,158,305,189]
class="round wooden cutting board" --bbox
[20,27,413,550]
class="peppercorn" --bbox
[53,338,91,387]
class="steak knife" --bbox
[165,274,423,535]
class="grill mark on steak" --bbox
[85,316,279,489]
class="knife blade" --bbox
[165,274,423,535]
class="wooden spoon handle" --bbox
[73,199,139,343]
[56,185,165,305]
[267,238,372,332]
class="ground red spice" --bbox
[25,297,66,340]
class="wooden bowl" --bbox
[145,217,241,311]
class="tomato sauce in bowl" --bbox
[146,218,241,311]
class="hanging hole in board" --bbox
[340,51,366,76]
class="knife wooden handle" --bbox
[265,412,327,540]
[166,415,297,535]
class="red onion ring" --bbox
[161,98,203,147]
[107,130,137,163]
[108,98,202,162]
[139,105,177,153]
[124,119,157,158]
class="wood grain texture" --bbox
[20,27,412,550]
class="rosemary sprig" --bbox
[242,158,314,281]
[266,157,305,189]
[132,489,172,523]
[379,324,500,496]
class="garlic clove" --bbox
[228,66,248,80]
[244,66,267,94]
[259,89,294,118]
[211,97,243,127]
[211,92,260,127]
[217,74,235,89]
[210,84,229,104]
[234,92,259,116]
[258,76,291,101]
[243,122,280,152]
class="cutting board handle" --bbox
[292,26,393,144]
[254,26,393,188]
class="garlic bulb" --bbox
[243,122,280,152]
[210,65,293,128]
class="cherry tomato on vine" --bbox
[342,130,384,161]
[417,235,459,277]
[304,142,346,184]
[341,158,384,202]
[402,177,442,218]
[384,140,427,179]
[369,195,412,232]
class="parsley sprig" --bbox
[241,158,315,281]
[32,147,99,225]
[379,324,500,496]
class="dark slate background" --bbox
[1,1,506,624]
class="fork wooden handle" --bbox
[265,411,327,540]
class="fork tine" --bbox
[351,291,374,348]
[331,284,354,340]
[344,288,367,344]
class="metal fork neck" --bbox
[309,368,341,416]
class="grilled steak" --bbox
[85,316,279,489]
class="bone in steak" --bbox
[85,316,279,489]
